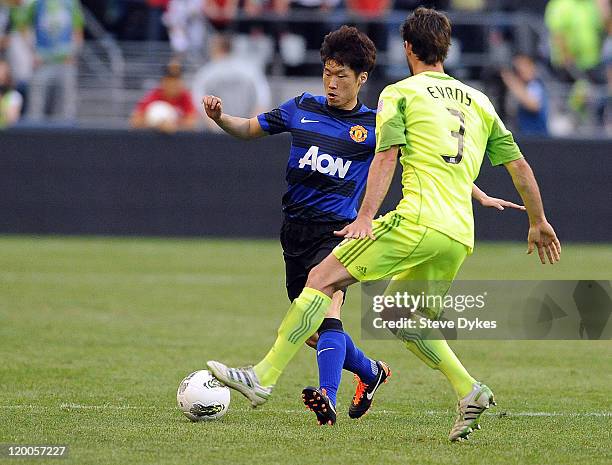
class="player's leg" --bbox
[375,229,495,440]
[331,211,494,435]
[207,211,403,406]
[390,245,477,400]
[307,292,389,423]
[334,213,476,398]
[303,290,344,425]
[280,221,382,421]
[308,233,385,411]
[254,254,356,383]
[207,252,356,406]
[331,212,432,418]
[313,291,345,407]
[320,292,383,389]
[281,220,324,350]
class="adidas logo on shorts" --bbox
[355,265,367,275]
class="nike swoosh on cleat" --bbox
[317,347,335,356]
[301,117,319,124]
[366,373,384,400]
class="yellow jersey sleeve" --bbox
[485,106,523,166]
[375,85,408,153]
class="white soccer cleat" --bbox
[449,382,496,442]
[206,360,273,408]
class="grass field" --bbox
[0,236,611,465]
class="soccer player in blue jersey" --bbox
[203,27,387,426]
[202,26,524,426]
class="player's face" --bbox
[323,60,366,110]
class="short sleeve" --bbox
[375,85,407,153]
[486,114,523,166]
[257,94,299,135]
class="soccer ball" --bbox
[145,100,179,127]
[176,370,230,421]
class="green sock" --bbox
[254,287,331,387]
[401,331,476,398]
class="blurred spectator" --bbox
[344,0,391,106]
[130,62,198,132]
[18,0,84,122]
[604,18,612,85]
[482,28,513,121]
[0,2,8,49]
[191,33,270,131]
[601,18,611,130]
[1,1,34,114]
[394,1,449,9]
[450,0,484,10]
[0,58,23,127]
[147,0,169,41]
[6,0,34,107]
[449,0,486,80]
[239,0,288,70]
[204,0,239,32]
[346,0,391,55]
[283,0,340,75]
[163,0,206,61]
[501,54,549,135]
[243,0,289,18]
[544,0,606,82]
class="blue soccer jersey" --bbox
[257,93,376,223]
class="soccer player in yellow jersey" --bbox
[207,8,561,441]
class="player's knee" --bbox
[305,265,323,289]
[305,264,333,293]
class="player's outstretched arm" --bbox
[202,95,265,139]
[334,146,399,240]
[472,184,525,211]
[504,158,561,264]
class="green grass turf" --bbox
[0,236,610,465]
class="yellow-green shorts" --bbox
[332,211,469,282]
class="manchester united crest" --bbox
[349,125,368,143]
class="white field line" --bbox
[0,404,610,418]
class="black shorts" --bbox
[280,219,349,301]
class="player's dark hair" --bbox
[400,7,451,65]
[320,26,376,74]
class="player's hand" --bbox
[480,196,525,211]
[334,216,376,240]
[202,95,223,122]
[527,221,561,264]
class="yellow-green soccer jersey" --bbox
[376,71,523,249]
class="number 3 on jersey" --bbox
[441,108,465,165]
